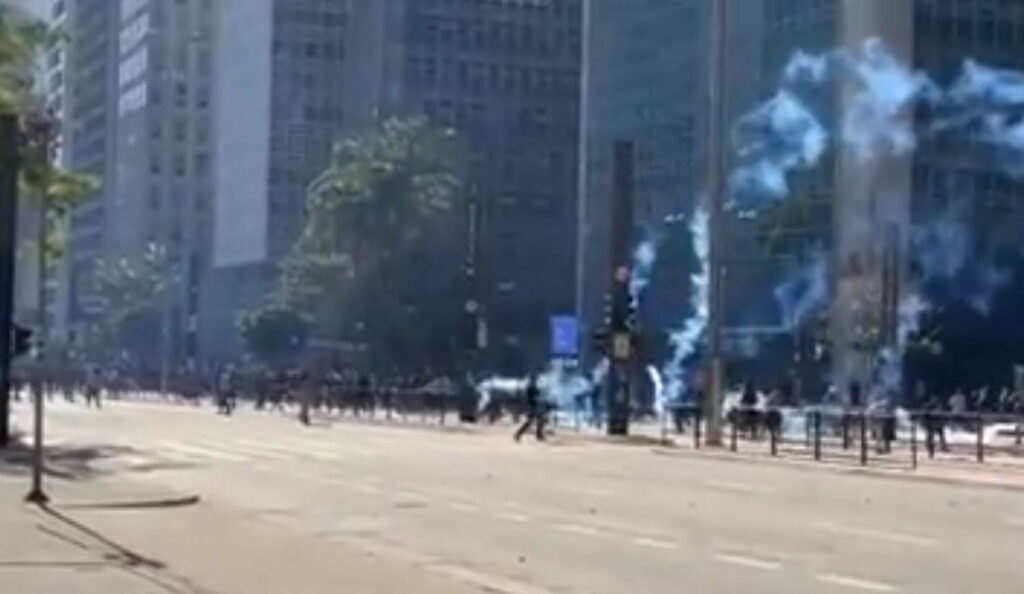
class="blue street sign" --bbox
[550,315,579,357]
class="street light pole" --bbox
[704,0,729,446]
[0,114,20,449]
[26,113,54,505]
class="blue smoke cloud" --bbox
[629,237,659,308]
[660,209,709,401]
[773,250,829,331]
[729,90,828,208]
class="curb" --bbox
[57,494,202,511]
[650,446,1024,493]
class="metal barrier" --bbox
[685,406,1024,471]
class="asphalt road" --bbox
[12,400,1024,593]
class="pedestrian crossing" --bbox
[119,435,380,468]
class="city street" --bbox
[5,399,1024,594]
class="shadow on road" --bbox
[0,433,194,481]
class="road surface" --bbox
[10,400,1024,593]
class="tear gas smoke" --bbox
[630,238,659,308]
[660,209,710,402]
[773,251,829,331]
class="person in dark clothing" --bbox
[514,376,545,442]
[923,393,949,453]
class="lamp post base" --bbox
[25,489,49,505]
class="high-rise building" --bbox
[206,0,582,371]
[577,0,763,367]
[579,0,1024,395]
[60,0,214,364]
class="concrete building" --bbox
[205,0,582,372]
[579,0,1024,396]
[57,0,214,367]
[577,0,763,368]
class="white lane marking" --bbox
[222,439,293,460]
[393,490,427,502]
[714,553,782,571]
[812,522,936,547]
[556,523,603,537]
[704,480,771,495]
[496,511,531,523]
[430,563,554,594]
[816,573,898,592]
[1006,517,1024,529]
[448,501,480,513]
[190,439,282,461]
[159,441,246,462]
[631,537,679,550]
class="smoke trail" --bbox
[942,60,1024,176]
[783,50,831,85]
[839,38,939,161]
[660,209,709,402]
[773,251,829,331]
[910,207,1011,315]
[630,237,659,308]
[729,90,828,208]
[537,360,595,410]
[647,365,665,417]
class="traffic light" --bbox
[10,323,32,360]
[592,329,609,355]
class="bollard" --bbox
[694,407,702,450]
[910,416,918,470]
[770,421,778,456]
[439,396,446,426]
[976,413,985,463]
[730,414,738,452]
[842,414,851,450]
[813,411,822,461]
[805,411,813,448]
[859,412,868,466]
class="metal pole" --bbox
[976,413,984,463]
[910,415,917,470]
[27,117,52,505]
[859,411,868,466]
[813,411,822,461]
[770,416,779,456]
[704,0,729,446]
[694,406,702,449]
[730,413,738,452]
[0,114,19,448]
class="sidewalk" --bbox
[645,436,1024,491]
[0,461,484,593]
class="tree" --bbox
[89,244,177,360]
[0,5,50,113]
[280,117,464,371]
[237,304,310,367]
[3,6,98,290]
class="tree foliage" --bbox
[90,244,177,358]
[280,117,464,371]
[0,5,51,113]
[237,304,310,367]
[2,7,99,258]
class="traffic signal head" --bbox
[592,329,609,355]
[10,324,32,360]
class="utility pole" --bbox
[606,140,635,436]
[25,112,53,505]
[0,114,19,448]
[704,0,729,446]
